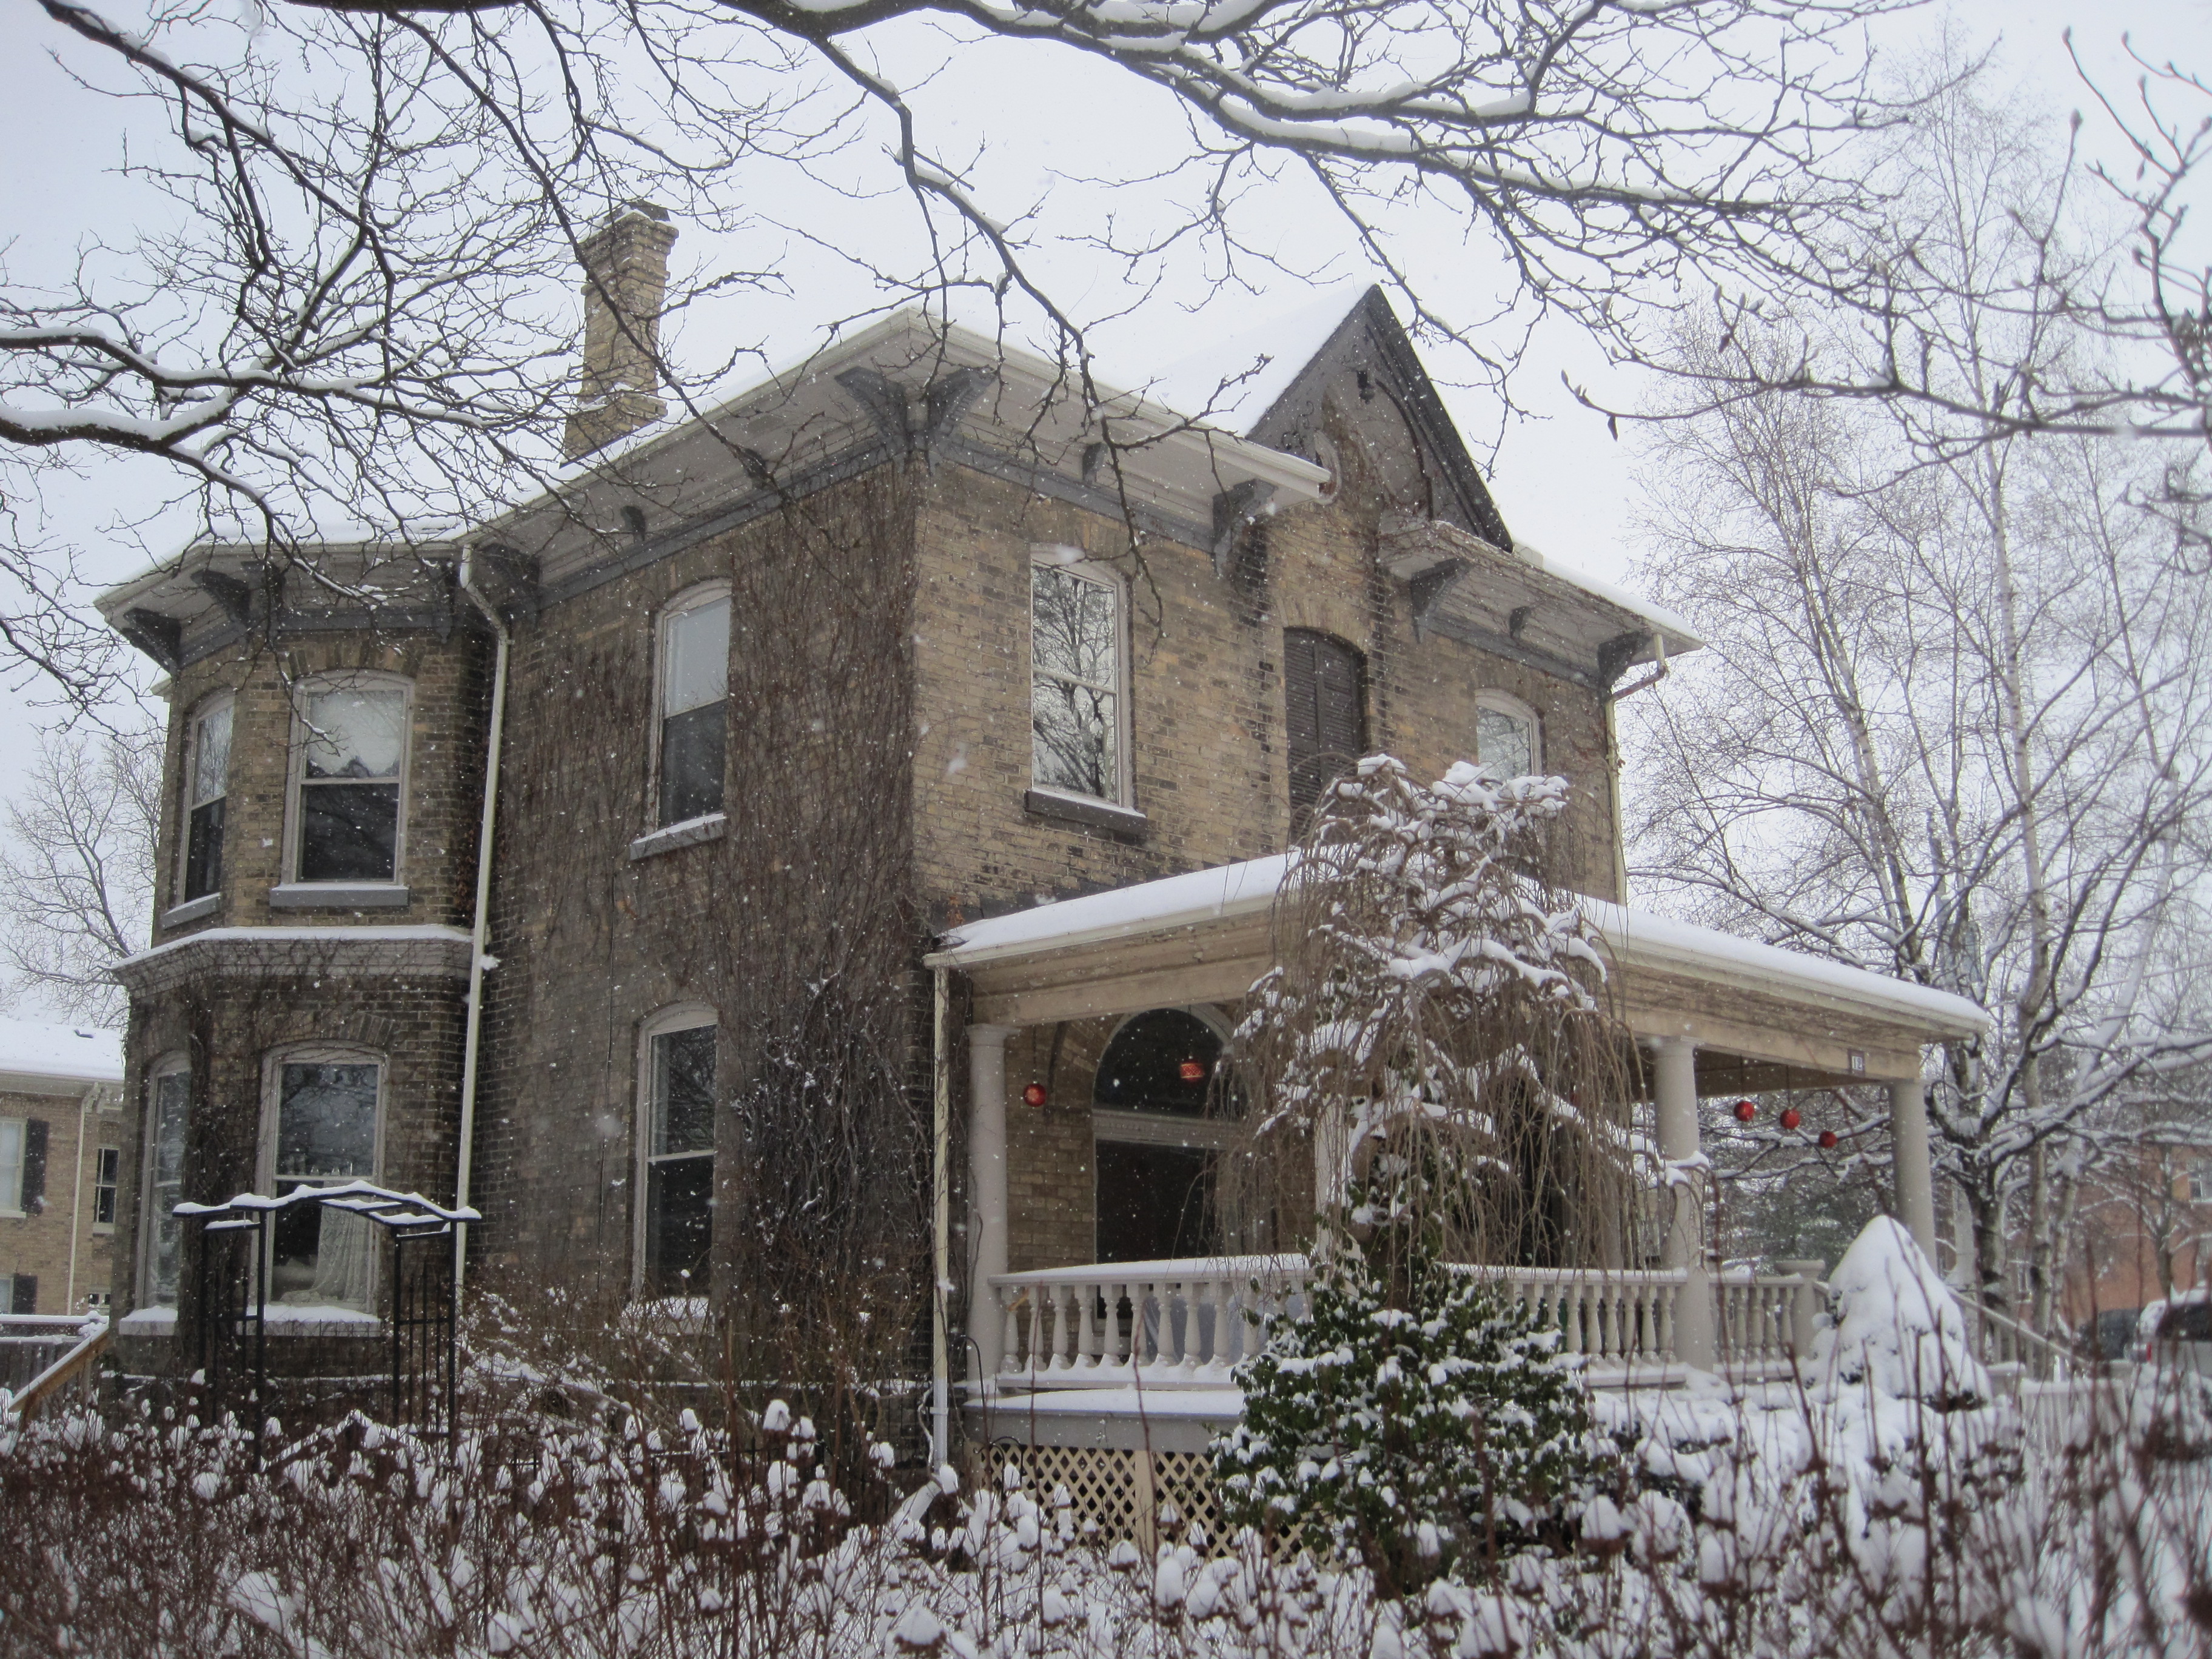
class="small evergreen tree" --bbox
[1212,1160,1609,1595]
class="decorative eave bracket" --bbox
[836,366,999,469]
[1210,479,1276,582]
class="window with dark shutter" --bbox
[1284,629,1367,817]
[11,1274,35,1314]
[20,1119,47,1215]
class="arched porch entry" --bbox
[1091,1008,1229,1263]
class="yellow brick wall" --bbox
[0,1086,121,1315]
[914,441,1622,1268]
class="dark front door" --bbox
[1095,1141,1217,1264]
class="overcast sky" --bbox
[0,0,2206,1007]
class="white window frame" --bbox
[139,1056,191,1305]
[1028,549,1133,809]
[283,671,414,888]
[651,583,733,833]
[0,1116,23,1219]
[258,1045,387,1309]
[92,1144,120,1233]
[1473,690,1544,777]
[633,1003,718,1296]
[175,692,235,907]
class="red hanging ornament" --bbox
[1178,1059,1208,1083]
[1022,1083,1048,1107]
[1780,1108,1802,1131]
[1818,1130,1840,1151]
[1733,1099,1757,1123]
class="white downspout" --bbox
[453,548,513,1304]
[930,967,952,1467]
[65,1087,89,1311]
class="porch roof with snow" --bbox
[925,857,1989,1092]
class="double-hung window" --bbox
[1030,560,1125,803]
[267,1056,380,1309]
[93,1147,119,1229]
[657,591,730,827]
[179,698,232,902]
[144,1065,189,1304]
[641,1016,716,1295]
[295,681,408,883]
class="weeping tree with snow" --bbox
[1210,757,1632,1589]
[1219,755,1639,1269]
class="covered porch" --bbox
[923,854,1989,1447]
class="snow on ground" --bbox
[8,1224,2212,1655]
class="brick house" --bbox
[93,210,1986,1436]
[0,1019,125,1320]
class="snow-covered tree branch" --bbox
[4,0,1923,698]
[1623,278,2212,1325]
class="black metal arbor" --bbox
[179,1183,480,1445]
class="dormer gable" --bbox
[1241,284,1515,555]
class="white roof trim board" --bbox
[927,855,1989,1039]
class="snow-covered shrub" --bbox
[1215,1198,1611,1594]
[1809,1216,1991,1410]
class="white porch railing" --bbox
[985,1259,1828,1386]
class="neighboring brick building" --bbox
[96,212,1977,1405]
[0,1019,125,1316]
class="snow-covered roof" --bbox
[928,853,1989,1039]
[0,1018,124,1087]
[1582,901,1988,1037]
[934,855,1291,967]
[1148,282,1376,437]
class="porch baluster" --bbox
[1000,1287,1023,1376]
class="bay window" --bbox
[143,1062,189,1305]
[293,679,409,883]
[266,1054,381,1309]
[179,697,232,902]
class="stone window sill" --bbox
[269,883,411,910]
[629,813,728,862]
[1024,788,1148,840]
[159,893,222,929]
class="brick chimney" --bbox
[562,202,679,461]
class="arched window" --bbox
[1093,1009,1223,1116]
[141,1056,192,1305]
[655,585,731,828]
[1284,629,1366,814]
[260,1047,383,1310]
[1091,1008,1228,1264]
[288,673,411,886]
[637,1005,717,1296]
[177,695,232,905]
[1475,691,1541,779]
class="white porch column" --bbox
[966,1024,1018,1381]
[1652,1038,1716,1371]
[1890,1071,1937,1259]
